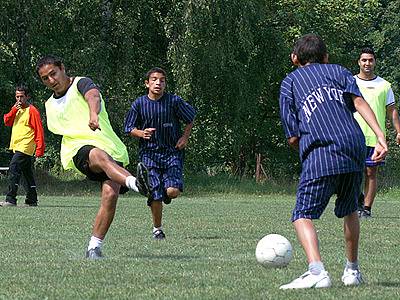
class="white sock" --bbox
[88,236,103,251]
[125,176,138,192]
[153,226,163,233]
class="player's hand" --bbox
[15,100,22,109]
[88,113,100,131]
[142,128,156,139]
[396,132,400,145]
[371,136,388,162]
[175,136,188,150]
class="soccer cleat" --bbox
[279,271,331,289]
[163,196,172,205]
[359,209,372,219]
[153,229,166,240]
[342,268,363,286]
[0,201,17,207]
[85,247,103,260]
[136,162,151,197]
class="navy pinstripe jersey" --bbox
[124,93,196,167]
[279,63,367,179]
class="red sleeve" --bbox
[28,105,45,157]
[3,106,18,126]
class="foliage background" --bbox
[1,0,399,181]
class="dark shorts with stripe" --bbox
[365,146,385,167]
[73,145,128,194]
[292,171,362,221]
[147,164,183,205]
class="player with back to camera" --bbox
[36,55,150,259]
[124,67,196,240]
[279,34,387,289]
[353,47,400,219]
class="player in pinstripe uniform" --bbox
[124,67,196,240]
[353,47,400,218]
[279,34,387,289]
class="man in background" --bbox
[1,85,45,207]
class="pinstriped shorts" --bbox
[365,146,385,167]
[148,165,183,202]
[292,171,362,221]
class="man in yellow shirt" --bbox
[1,85,45,207]
[354,47,400,218]
[36,55,150,259]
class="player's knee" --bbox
[101,184,119,207]
[166,187,180,199]
[365,166,378,178]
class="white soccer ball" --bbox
[255,234,292,268]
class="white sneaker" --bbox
[342,268,363,286]
[280,271,332,289]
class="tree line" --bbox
[1,0,399,180]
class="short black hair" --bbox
[293,33,327,65]
[36,55,63,75]
[15,84,29,96]
[145,67,167,80]
[359,47,376,59]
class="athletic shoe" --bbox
[85,247,103,260]
[163,197,172,205]
[136,162,151,197]
[279,271,331,289]
[153,229,166,240]
[0,201,17,207]
[359,209,372,219]
[342,268,363,286]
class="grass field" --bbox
[0,187,399,299]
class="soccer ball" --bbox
[255,234,292,268]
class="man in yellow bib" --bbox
[354,47,400,218]
[36,55,150,259]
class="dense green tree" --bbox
[0,0,396,180]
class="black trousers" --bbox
[6,151,37,204]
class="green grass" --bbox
[0,191,399,299]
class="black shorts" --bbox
[72,145,129,194]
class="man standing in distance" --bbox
[124,67,196,240]
[354,47,400,218]
[36,55,150,259]
[1,85,45,207]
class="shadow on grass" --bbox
[133,254,201,260]
[375,282,400,287]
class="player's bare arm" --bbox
[175,122,193,150]
[287,136,299,150]
[353,95,388,161]
[130,127,156,140]
[84,88,101,131]
[386,105,400,144]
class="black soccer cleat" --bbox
[85,247,103,260]
[153,229,166,240]
[163,196,172,205]
[136,162,151,197]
